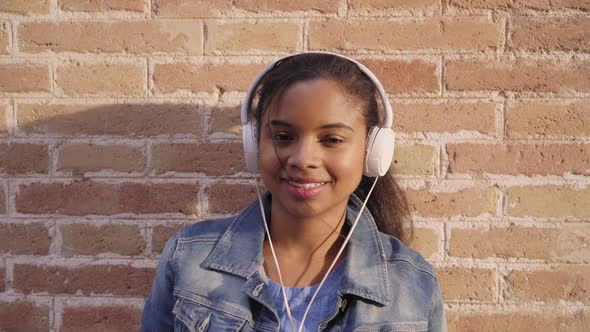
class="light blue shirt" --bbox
[265,262,345,332]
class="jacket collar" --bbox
[202,192,391,306]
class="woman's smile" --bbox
[281,177,332,199]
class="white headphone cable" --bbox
[254,175,297,332]
[255,175,379,332]
[296,176,378,332]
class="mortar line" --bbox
[500,96,508,141]
[49,297,57,332]
[340,0,349,18]
[49,0,58,16]
[146,57,152,98]
[302,19,309,51]
[145,0,152,19]
[503,15,510,54]
[10,18,18,54]
[9,98,16,138]
[440,54,446,97]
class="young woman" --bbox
[140,52,446,332]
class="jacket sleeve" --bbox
[140,232,179,332]
[428,279,447,332]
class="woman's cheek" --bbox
[330,149,365,179]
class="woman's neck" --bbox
[270,199,347,251]
[263,201,349,287]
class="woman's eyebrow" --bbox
[269,119,291,127]
[320,123,354,131]
[269,120,354,132]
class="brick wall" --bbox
[0,0,588,331]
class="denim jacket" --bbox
[140,193,447,332]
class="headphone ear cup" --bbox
[242,122,259,172]
[364,127,395,177]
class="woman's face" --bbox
[258,78,367,220]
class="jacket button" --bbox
[340,298,347,312]
[252,283,264,296]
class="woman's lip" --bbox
[283,179,326,199]
[281,177,330,184]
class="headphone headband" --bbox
[241,51,395,177]
[240,51,392,128]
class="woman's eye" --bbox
[322,137,345,144]
[272,133,292,142]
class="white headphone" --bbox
[241,51,395,177]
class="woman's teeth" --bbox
[288,181,326,189]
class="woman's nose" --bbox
[286,139,320,169]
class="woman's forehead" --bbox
[263,79,366,128]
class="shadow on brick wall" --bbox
[1,102,262,331]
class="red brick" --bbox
[395,101,496,134]
[438,266,496,301]
[447,309,590,332]
[151,142,246,176]
[0,223,50,255]
[209,105,242,136]
[57,143,145,174]
[0,64,50,93]
[0,301,50,332]
[555,224,590,264]
[449,0,590,11]
[153,62,265,94]
[152,224,183,254]
[507,101,590,139]
[17,103,203,137]
[391,144,436,176]
[364,59,438,94]
[16,181,199,216]
[233,0,338,13]
[349,0,439,12]
[0,21,9,54]
[208,183,257,214]
[449,226,590,262]
[0,268,4,291]
[13,264,155,296]
[62,305,142,332]
[20,21,201,54]
[154,0,338,17]
[507,186,590,218]
[511,17,590,52]
[61,223,145,256]
[60,0,144,12]
[405,187,497,218]
[505,265,590,304]
[408,227,439,258]
[57,62,145,96]
[0,143,48,174]
[446,59,590,93]
[0,0,50,14]
[205,22,300,54]
[310,18,500,51]
[447,143,590,176]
